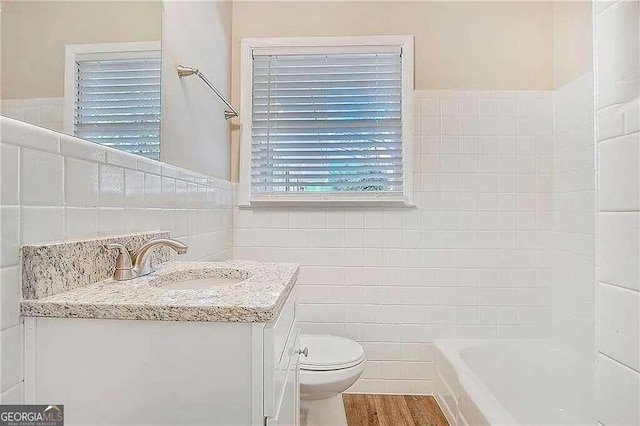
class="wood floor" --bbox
[343,394,449,426]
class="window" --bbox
[64,42,161,160]
[239,36,414,206]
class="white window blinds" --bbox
[251,49,403,195]
[74,56,161,160]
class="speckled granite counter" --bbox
[21,261,299,323]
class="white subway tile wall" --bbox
[595,1,640,425]
[233,88,555,393]
[552,73,596,360]
[0,117,234,402]
[1,98,64,132]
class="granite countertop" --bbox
[21,261,299,323]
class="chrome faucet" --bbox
[105,238,188,281]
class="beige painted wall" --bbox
[228,1,593,96]
[229,1,556,180]
[552,1,593,88]
[231,1,554,91]
[0,1,161,99]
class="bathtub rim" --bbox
[435,338,526,426]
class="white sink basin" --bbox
[159,277,243,290]
[149,267,251,291]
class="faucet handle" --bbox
[105,243,133,269]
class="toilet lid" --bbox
[300,334,365,371]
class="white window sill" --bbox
[238,193,416,209]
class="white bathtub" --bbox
[435,339,595,426]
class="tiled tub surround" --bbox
[234,89,555,394]
[0,117,233,403]
[594,1,640,425]
[21,260,299,322]
[433,73,598,425]
[21,231,170,299]
[551,73,596,360]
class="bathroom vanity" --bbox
[20,235,301,425]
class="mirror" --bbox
[1,1,162,160]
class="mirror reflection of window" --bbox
[0,0,162,161]
[65,43,161,160]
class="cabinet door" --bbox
[264,290,297,418]
[267,330,301,426]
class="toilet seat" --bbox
[300,334,365,371]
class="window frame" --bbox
[239,36,414,208]
[63,41,162,138]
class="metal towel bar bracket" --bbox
[177,65,239,120]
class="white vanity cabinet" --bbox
[23,288,300,426]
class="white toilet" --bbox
[299,334,366,400]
